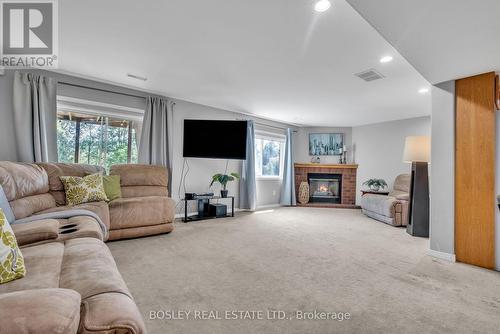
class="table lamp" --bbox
[403,136,430,237]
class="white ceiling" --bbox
[58,0,430,127]
[346,0,500,84]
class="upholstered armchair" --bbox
[360,174,410,226]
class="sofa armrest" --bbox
[0,288,81,334]
[11,219,59,246]
[395,194,409,201]
[392,199,410,226]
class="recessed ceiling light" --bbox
[418,88,429,94]
[314,0,331,12]
[380,56,393,63]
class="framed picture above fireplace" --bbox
[309,133,344,156]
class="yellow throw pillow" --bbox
[0,208,26,284]
[60,173,109,206]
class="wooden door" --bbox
[455,72,496,269]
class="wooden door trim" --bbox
[455,71,496,269]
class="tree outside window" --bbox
[255,137,283,178]
[57,111,139,171]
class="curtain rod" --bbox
[252,120,298,133]
[58,81,147,100]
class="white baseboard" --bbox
[427,249,456,262]
[256,204,281,210]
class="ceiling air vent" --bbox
[355,69,385,82]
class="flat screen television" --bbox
[183,120,248,160]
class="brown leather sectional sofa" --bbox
[0,162,176,334]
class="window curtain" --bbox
[13,71,57,162]
[280,128,296,206]
[138,96,174,191]
[239,120,257,211]
[138,96,173,166]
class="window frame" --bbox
[56,95,143,169]
[254,130,286,181]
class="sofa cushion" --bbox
[60,173,109,206]
[108,223,174,241]
[39,201,111,231]
[360,194,395,218]
[0,288,81,334]
[392,174,410,193]
[10,193,57,220]
[59,238,131,299]
[11,219,59,246]
[37,163,106,205]
[81,292,146,334]
[0,209,26,284]
[0,162,49,201]
[103,175,122,201]
[109,196,175,230]
[0,242,63,293]
[111,164,168,187]
[0,162,56,220]
[110,164,169,198]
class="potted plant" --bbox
[362,178,388,192]
[210,172,240,198]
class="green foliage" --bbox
[210,172,240,190]
[362,178,388,189]
[57,117,138,172]
[57,119,76,163]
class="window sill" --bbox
[256,177,282,181]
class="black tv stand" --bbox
[182,196,235,222]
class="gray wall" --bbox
[430,81,455,257]
[169,99,292,212]
[352,117,431,205]
[294,127,353,164]
[0,69,295,211]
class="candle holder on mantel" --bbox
[311,156,321,164]
[339,146,348,164]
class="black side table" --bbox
[182,196,235,222]
[361,190,390,196]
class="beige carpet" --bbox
[108,207,500,334]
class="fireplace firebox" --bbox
[307,173,342,204]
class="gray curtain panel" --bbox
[13,71,57,163]
[138,96,174,167]
[239,120,257,210]
[280,128,296,206]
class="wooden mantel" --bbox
[294,163,358,169]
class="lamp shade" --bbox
[403,136,430,163]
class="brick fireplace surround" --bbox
[294,163,359,208]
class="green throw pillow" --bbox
[103,175,122,201]
[0,208,26,284]
[60,173,109,206]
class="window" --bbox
[255,134,285,178]
[57,111,139,171]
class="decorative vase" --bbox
[221,189,228,198]
[298,182,310,204]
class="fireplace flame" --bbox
[318,185,329,192]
